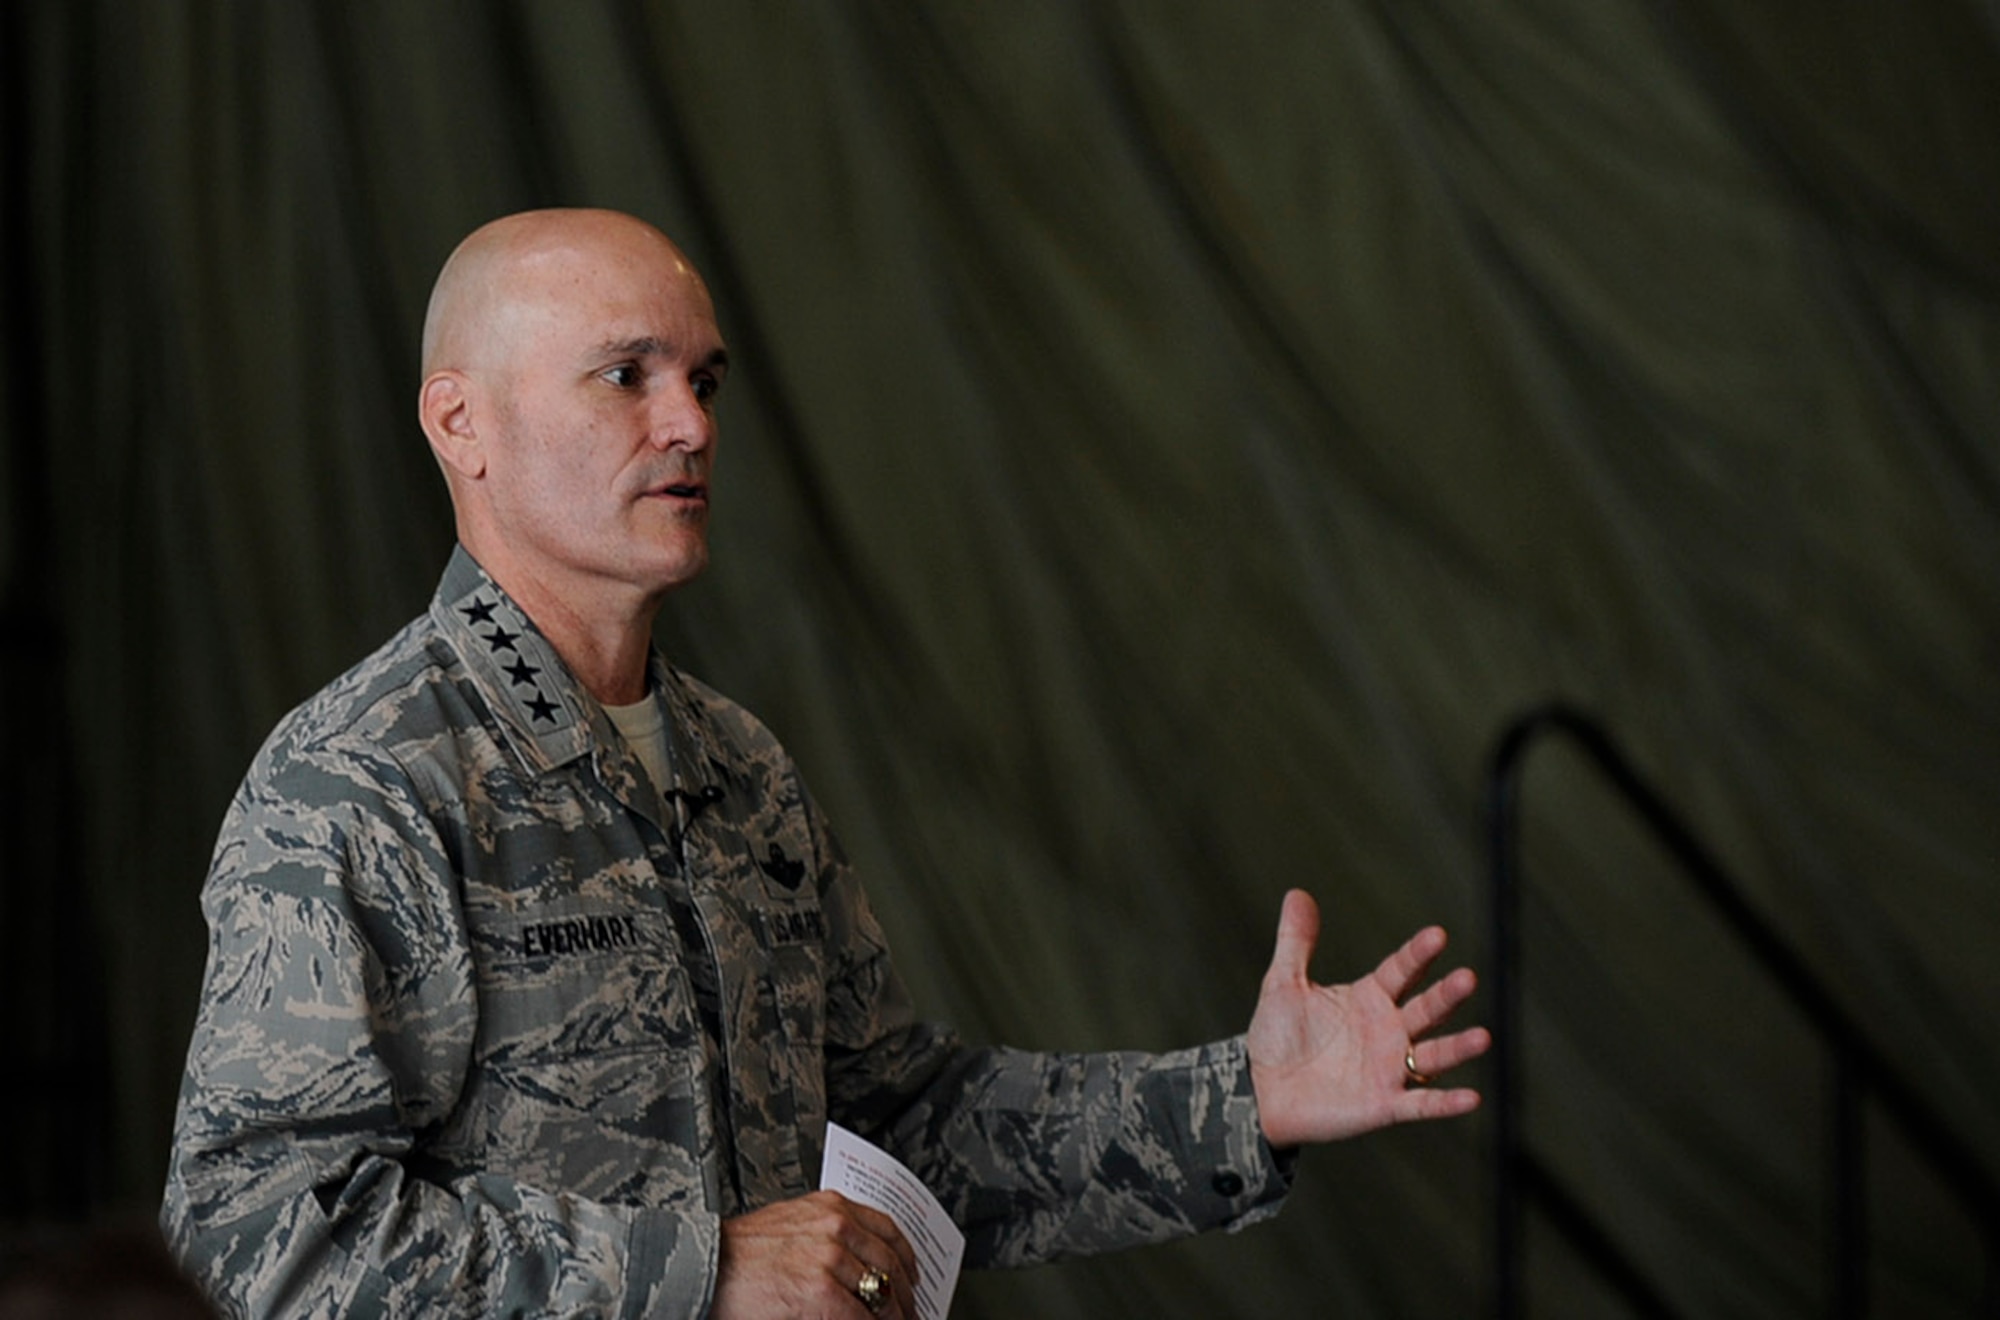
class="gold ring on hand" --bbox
[1404,1045,1434,1087]
[856,1266,890,1314]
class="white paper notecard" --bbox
[821,1122,965,1320]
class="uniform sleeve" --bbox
[840,1039,1294,1269]
[160,739,717,1319]
[804,797,1294,1270]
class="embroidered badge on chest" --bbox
[758,906,826,949]
[518,913,646,960]
[758,843,806,892]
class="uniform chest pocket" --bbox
[472,908,699,1065]
[467,908,711,1206]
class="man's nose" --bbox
[648,382,715,452]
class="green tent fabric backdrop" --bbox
[4,1,1997,1314]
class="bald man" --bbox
[162,210,1487,1319]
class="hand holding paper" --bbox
[821,1122,965,1320]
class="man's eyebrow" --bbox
[591,336,730,372]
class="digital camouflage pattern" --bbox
[163,547,1292,1318]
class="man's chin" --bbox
[640,543,709,595]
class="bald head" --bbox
[420,208,707,379]
[413,208,727,670]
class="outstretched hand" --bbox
[1247,889,1490,1148]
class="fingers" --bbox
[1393,1082,1484,1125]
[849,1263,905,1320]
[1263,888,1321,989]
[1405,1025,1491,1083]
[1397,1027,1487,1128]
[1400,964,1478,1037]
[840,1197,920,1291]
[1380,925,1489,1100]
[825,1200,916,1319]
[713,1191,921,1320]
[1371,923,1449,1002]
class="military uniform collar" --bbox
[431,547,716,833]
[429,546,602,773]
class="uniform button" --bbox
[1211,1171,1245,1198]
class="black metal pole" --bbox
[1489,702,2000,1317]
[1832,1044,1865,1318]
[1490,713,1543,1320]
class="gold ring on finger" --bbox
[856,1266,890,1314]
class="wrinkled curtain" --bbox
[5,1,1996,1314]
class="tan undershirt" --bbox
[603,692,671,801]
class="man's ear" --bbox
[419,370,486,479]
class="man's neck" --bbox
[532,606,654,706]
[471,552,660,706]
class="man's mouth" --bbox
[650,480,708,503]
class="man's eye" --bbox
[603,364,641,388]
[692,373,720,403]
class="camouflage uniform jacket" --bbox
[163,547,1292,1318]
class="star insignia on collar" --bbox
[525,692,561,725]
[504,656,541,688]
[461,598,498,626]
[482,624,521,654]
